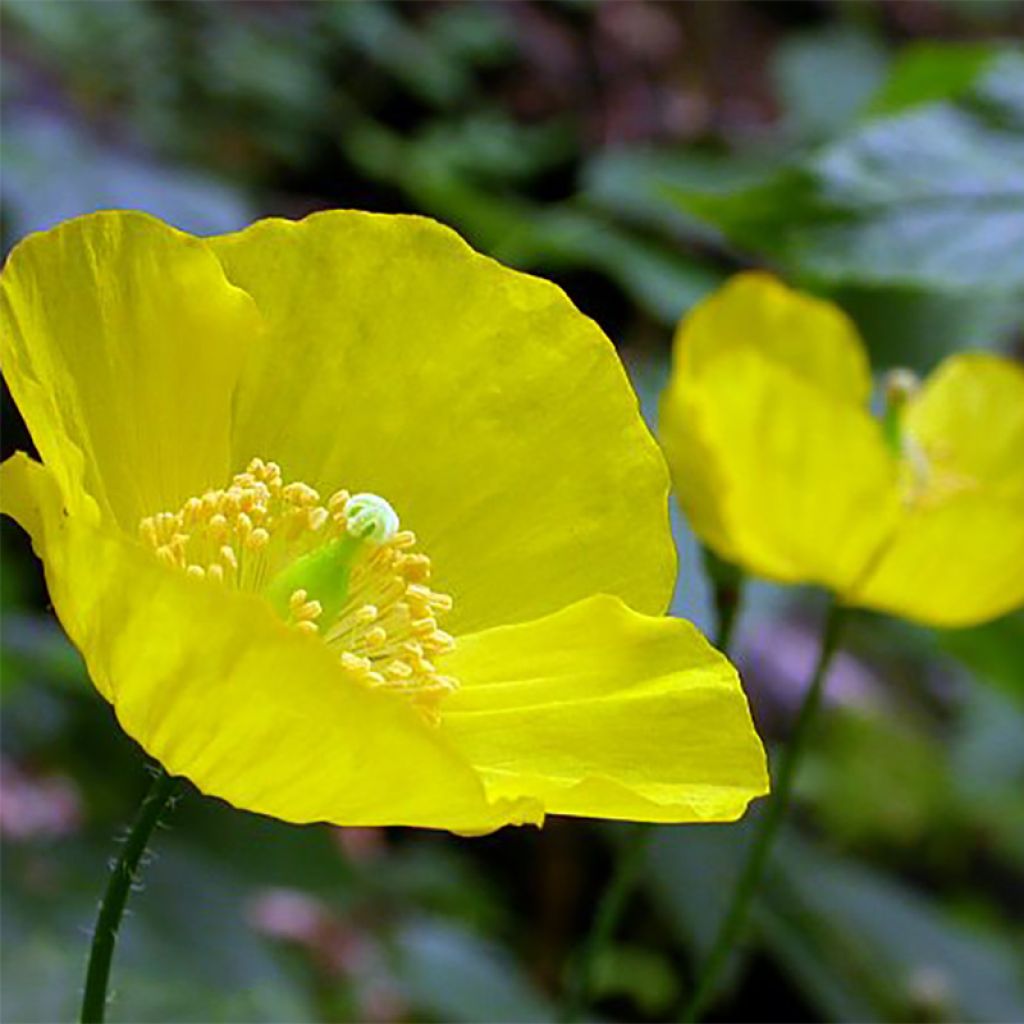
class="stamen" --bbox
[138,458,457,719]
[881,368,978,509]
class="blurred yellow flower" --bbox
[1,210,767,833]
[660,272,1024,628]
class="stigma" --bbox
[138,458,457,719]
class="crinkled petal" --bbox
[208,212,675,634]
[1,454,537,831]
[440,594,768,822]
[662,349,900,590]
[0,211,260,529]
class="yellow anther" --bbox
[341,651,371,675]
[294,599,323,622]
[139,459,458,720]
[282,482,320,507]
[246,528,270,550]
[432,630,456,653]
[403,555,431,582]
[364,626,388,648]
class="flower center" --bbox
[138,458,457,719]
[881,369,978,510]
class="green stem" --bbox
[561,555,746,1021]
[681,596,846,1023]
[81,767,182,1023]
[701,546,744,655]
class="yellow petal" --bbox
[903,353,1024,502]
[208,212,675,634]
[0,451,63,560]
[440,595,768,822]
[673,272,873,403]
[0,211,260,529]
[848,495,1024,627]
[849,354,1024,627]
[2,454,536,831]
[662,347,901,589]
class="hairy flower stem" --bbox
[681,596,846,1023]
[81,767,182,1023]
[561,555,746,1022]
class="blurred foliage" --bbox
[673,49,1024,292]
[2,2,1023,1022]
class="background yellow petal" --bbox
[903,353,1024,503]
[2,454,534,832]
[662,349,901,590]
[0,211,261,529]
[673,272,873,403]
[848,496,1024,627]
[849,354,1024,627]
[440,594,768,823]
[208,211,675,635]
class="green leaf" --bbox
[393,917,554,1023]
[867,42,999,115]
[2,109,253,238]
[0,612,89,697]
[645,822,1024,1022]
[1,838,315,1023]
[940,610,1024,704]
[830,284,1023,371]
[765,834,1024,1023]
[799,709,951,850]
[582,147,785,241]
[325,2,471,107]
[949,686,1024,863]
[675,102,1024,291]
[589,943,681,1017]
[774,26,890,141]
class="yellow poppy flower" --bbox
[1,210,767,833]
[660,272,1024,629]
